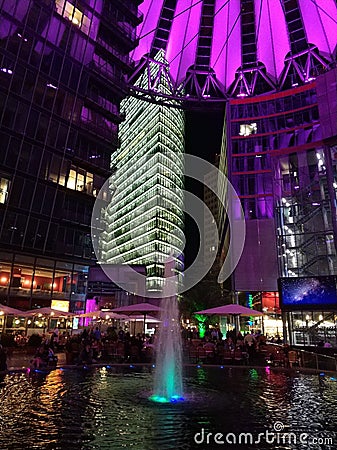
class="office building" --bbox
[0,0,141,311]
[100,50,185,293]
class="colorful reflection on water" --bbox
[0,367,336,449]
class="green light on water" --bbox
[149,395,170,403]
[249,369,259,380]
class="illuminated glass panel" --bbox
[239,123,257,137]
[55,0,90,35]
[67,169,77,191]
[0,177,10,204]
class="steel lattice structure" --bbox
[129,0,337,105]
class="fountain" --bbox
[149,258,184,403]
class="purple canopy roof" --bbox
[132,0,337,98]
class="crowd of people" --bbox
[0,324,317,372]
[64,326,156,365]
[183,328,271,364]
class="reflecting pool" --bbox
[0,367,336,449]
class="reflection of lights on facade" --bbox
[239,123,257,137]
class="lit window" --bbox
[66,168,95,194]
[239,123,257,137]
[67,169,77,190]
[0,177,10,204]
[55,0,90,34]
[86,172,93,194]
[76,172,85,191]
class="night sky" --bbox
[184,109,224,268]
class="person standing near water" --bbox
[0,344,7,372]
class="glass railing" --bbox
[299,349,337,372]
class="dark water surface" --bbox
[0,366,336,449]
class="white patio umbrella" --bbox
[0,303,27,332]
[195,304,263,333]
[0,303,26,316]
[77,311,126,320]
[24,307,77,317]
[24,307,77,333]
[111,302,162,333]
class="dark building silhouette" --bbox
[0,0,142,311]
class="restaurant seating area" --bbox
[4,322,332,374]
[185,340,249,365]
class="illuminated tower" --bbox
[101,51,184,293]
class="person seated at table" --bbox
[244,332,256,348]
[203,340,215,350]
[31,345,49,369]
[224,337,235,351]
[93,327,101,342]
[203,340,215,360]
[47,347,58,366]
[79,343,93,365]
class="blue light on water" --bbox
[170,395,184,402]
[129,365,135,369]
[149,394,185,404]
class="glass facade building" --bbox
[0,0,141,310]
[220,62,337,345]
[100,51,185,293]
[226,82,337,292]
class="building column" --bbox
[323,144,337,256]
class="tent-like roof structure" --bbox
[0,303,26,316]
[24,307,76,317]
[130,0,337,102]
[195,303,263,316]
